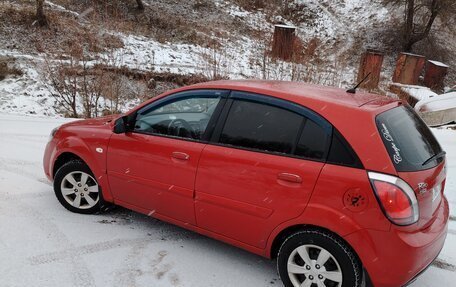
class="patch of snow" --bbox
[274,24,296,29]
[113,32,259,79]
[113,34,202,75]
[416,92,456,112]
[429,60,449,68]
[396,84,439,102]
[400,52,426,58]
[215,0,271,30]
[0,62,57,117]
[45,0,79,17]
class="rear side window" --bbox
[327,130,362,168]
[219,100,303,154]
[295,119,330,160]
[376,105,443,171]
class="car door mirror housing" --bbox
[113,116,129,134]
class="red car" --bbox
[43,80,449,287]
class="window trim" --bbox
[129,89,230,143]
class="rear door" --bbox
[376,105,447,229]
[195,92,332,248]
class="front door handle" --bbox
[171,152,190,161]
[277,173,302,183]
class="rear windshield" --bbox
[376,105,443,172]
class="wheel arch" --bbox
[269,224,358,260]
[53,152,84,177]
[52,136,114,202]
[266,204,364,259]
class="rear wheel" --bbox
[54,160,102,214]
[277,230,362,287]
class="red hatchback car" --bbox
[44,80,449,287]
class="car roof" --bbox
[192,80,397,109]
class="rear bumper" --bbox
[402,249,440,287]
[345,195,449,287]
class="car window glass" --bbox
[135,96,221,140]
[295,119,330,160]
[376,106,442,171]
[219,100,303,154]
[327,130,362,168]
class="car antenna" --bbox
[346,72,371,94]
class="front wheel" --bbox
[53,160,102,214]
[277,230,362,287]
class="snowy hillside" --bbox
[1,0,454,118]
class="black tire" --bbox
[277,229,362,287]
[53,160,103,214]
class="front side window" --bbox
[134,96,221,140]
[219,100,303,154]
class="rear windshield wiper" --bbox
[422,151,446,166]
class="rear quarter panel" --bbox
[265,164,391,257]
[322,103,399,175]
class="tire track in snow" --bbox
[0,190,51,201]
[149,250,174,281]
[113,245,176,287]
[113,240,150,287]
[7,195,96,287]
[0,158,50,186]
[29,237,153,266]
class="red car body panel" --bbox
[107,132,206,225]
[344,195,449,287]
[195,144,324,249]
[43,80,449,287]
[398,161,447,230]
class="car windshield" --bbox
[376,105,443,172]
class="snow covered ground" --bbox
[0,113,455,287]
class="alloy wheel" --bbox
[60,171,99,209]
[287,244,343,287]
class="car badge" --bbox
[418,183,428,194]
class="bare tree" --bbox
[136,0,145,10]
[383,0,456,51]
[43,57,79,118]
[36,0,48,26]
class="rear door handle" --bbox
[171,152,190,161]
[277,173,302,183]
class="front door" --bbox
[195,92,332,248]
[107,90,228,224]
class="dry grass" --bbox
[0,56,23,80]
[57,0,224,46]
[0,2,124,55]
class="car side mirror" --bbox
[113,116,128,134]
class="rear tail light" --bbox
[368,172,419,226]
